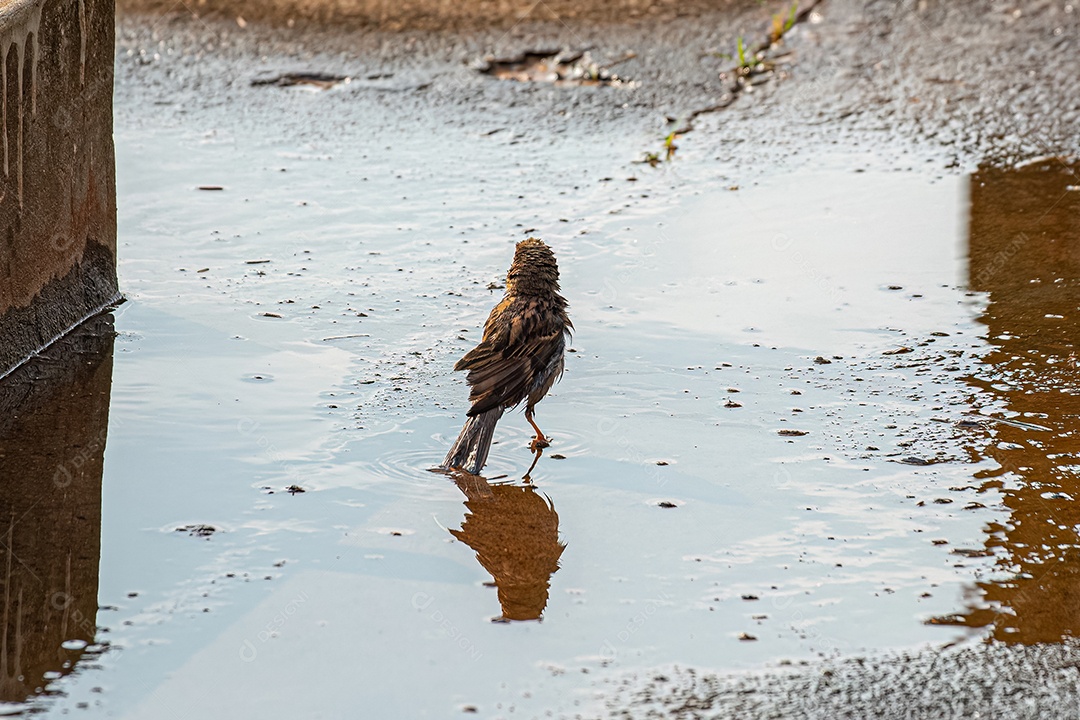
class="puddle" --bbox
[1,18,1078,719]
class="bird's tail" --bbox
[443,408,503,475]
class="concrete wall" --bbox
[0,0,118,378]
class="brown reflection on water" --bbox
[0,314,113,700]
[943,159,1080,643]
[449,472,565,622]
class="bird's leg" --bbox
[525,407,550,451]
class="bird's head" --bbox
[506,237,560,294]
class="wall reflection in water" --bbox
[943,159,1080,643]
[0,314,113,700]
[449,472,565,621]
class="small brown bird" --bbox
[443,238,572,474]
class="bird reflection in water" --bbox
[447,470,565,622]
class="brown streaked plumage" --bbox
[443,238,572,474]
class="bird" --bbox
[443,237,572,475]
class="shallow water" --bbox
[2,21,1079,718]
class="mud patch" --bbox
[251,72,350,88]
[478,49,633,86]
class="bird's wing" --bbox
[456,297,566,416]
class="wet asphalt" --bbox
[97,1,1080,717]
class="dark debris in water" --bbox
[897,456,937,466]
[801,329,991,467]
[951,547,993,558]
[176,524,217,538]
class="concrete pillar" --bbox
[0,0,118,378]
